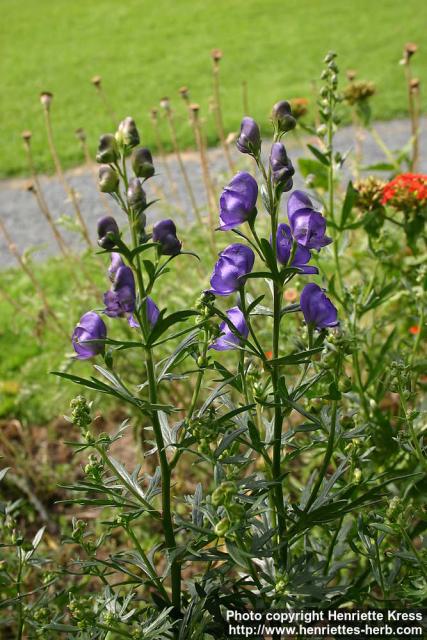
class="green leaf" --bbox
[268,346,323,366]
[147,309,199,346]
[298,158,328,191]
[307,144,330,166]
[340,181,357,228]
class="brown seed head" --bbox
[404,42,418,58]
[91,75,102,88]
[75,128,86,142]
[26,182,35,193]
[211,48,223,62]
[346,69,357,82]
[21,130,32,143]
[40,91,53,109]
[190,102,200,113]
[179,86,189,100]
[410,77,420,92]
[160,96,170,111]
[150,108,158,121]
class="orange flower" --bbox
[382,173,427,207]
[409,325,420,335]
[284,288,298,302]
[265,351,273,360]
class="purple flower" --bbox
[97,216,119,249]
[72,311,107,360]
[271,100,296,133]
[208,243,255,296]
[270,143,294,192]
[219,172,258,231]
[300,283,338,329]
[276,224,318,274]
[104,265,136,319]
[145,297,160,326]
[108,253,124,281]
[287,190,332,250]
[210,307,249,351]
[152,219,182,256]
[236,117,261,156]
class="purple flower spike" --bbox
[270,142,294,192]
[219,172,258,231]
[276,224,318,274]
[104,265,136,318]
[72,311,107,360]
[210,306,249,351]
[287,190,332,250]
[208,243,255,296]
[236,117,261,156]
[152,219,182,256]
[300,283,339,329]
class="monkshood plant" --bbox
[46,68,426,638]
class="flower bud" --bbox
[152,219,182,256]
[132,147,155,179]
[214,517,230,537]
[212,486,225,507]
[97,216,120,249]
[127,177,146,211]
[98,165,119,193]
[96,134,119,164]
[236,117,261,156]
[40,91,53,110]
[116,117,140,148]
[271,100,296,133]
[270,142,294,192]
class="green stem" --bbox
[304,400,338,513]
[400,525,427,581]
[326,98,344,294]
[16,551,24,640]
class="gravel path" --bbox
[0,118,425,268]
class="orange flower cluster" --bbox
[381,173,427,209]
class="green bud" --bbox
[353,468,362,483]
[132,147,155,178]
[127,177,146,212]
[338,376,352,393]
[96,133,119,164]
[271,100,296,133]
[214,517,230,537]
[211,486,225,507]
[228,503,245,519]
[316,124,328,137]
[116,116,140,148]
[98,165,119,193]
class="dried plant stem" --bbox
[0,217,68,337]
[189,108,217,256]
[93,84,117,129]
[23,140,69,256]
[403,63,420,172]
[212,60,236,174]
[164,109,202,224]
[43,109,92,247]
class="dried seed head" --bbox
[26,182,35,193]
[75,128,86,142]
[21,130,32,143]
[190,102,200,113]
[211,48,223,62]
[91,75,102,88]
[410,77,420,92]
[40,91,53,110]
[150,108,158,121]
[346,69,357,82]
[160,96,170,111]
[404,42,418,58]
[179,86,189,100]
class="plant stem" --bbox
[212,58,236,174]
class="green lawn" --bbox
[1,0,426,177]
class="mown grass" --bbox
[1,0,426,177]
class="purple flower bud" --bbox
[97,216,120,249]
[108,253,124,280]
[116,117,140,148]
[104,266,136,318]
[270,142,294,192]
[152,219,182,256]
[271,100,296,133]
[236,117,261,156]
[210,306,249,351]
[208,243,255,296]
[300,283,338,329]
[287,190,332,250]
[219,172,258,231]
[127,178,147,212]
[96,134,119,164]
[98,165,119,193]
[275,224,318,274]
[132,147,155,178]
[72,311,107,360]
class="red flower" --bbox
[409,325,420,335]
[381,173,427,207]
